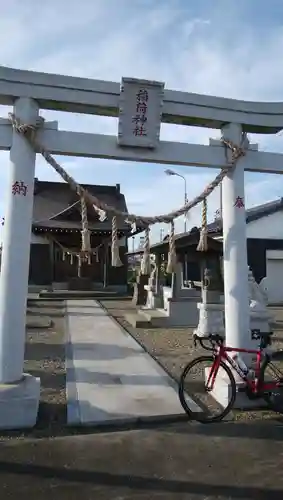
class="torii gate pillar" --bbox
[0,97,40,429]
[221,123,250,352]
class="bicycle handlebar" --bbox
[193,334,224,351]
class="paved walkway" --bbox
[65,300,197,425]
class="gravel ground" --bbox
[100,298,283,423]
[0,300,67,440]
[24,315,66,431]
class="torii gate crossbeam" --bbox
[1,119,283,173]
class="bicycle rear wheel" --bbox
[179,355,236,423]
[259,350,283,413]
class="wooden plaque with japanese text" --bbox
[118,77,164,149]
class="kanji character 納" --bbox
[12,181,28,196]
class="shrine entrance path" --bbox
[65,299,191,426]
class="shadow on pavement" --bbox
[0,459,282,499]
[157,419,283,441]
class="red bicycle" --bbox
[179,330,283,423]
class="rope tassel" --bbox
[111,216,123,267]
[78,255,82,277]
[166,221,177,273]
[81,228,91,252]
[197,198,208,252]
[94,250,99,263]
[81,197,91,253]
[141,226,151,275]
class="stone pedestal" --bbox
[132,274,149,306]
[166,297,199,327]
[0,374,40,429]
[194,302,225,337]
[204,367,266,410]
[160,263,201,327]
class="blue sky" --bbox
[1,0,283,243]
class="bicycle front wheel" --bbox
[179,355,236,423]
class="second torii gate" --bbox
[0,66,283,429]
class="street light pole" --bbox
[164,169,187,233]
[220,182,223,219]
[183,177,188,234]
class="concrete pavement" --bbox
[1,420,283,499]
[65,299,199,426]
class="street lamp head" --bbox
[165,168,176,176]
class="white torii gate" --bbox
[0,66,283,429]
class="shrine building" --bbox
[28,179,132,291]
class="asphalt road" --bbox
[1,420,283,500]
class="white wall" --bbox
[265,250,283,303]
[214,211,283,241]
[247,211,283,239]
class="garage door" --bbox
[266,254,283,303]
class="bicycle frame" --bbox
[206,343,279,394]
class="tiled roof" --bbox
[127,227,222,255]
[32,179,130,231]
[206,198,283,234]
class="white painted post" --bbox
[0,97,39,383]
[221,123,250,352]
